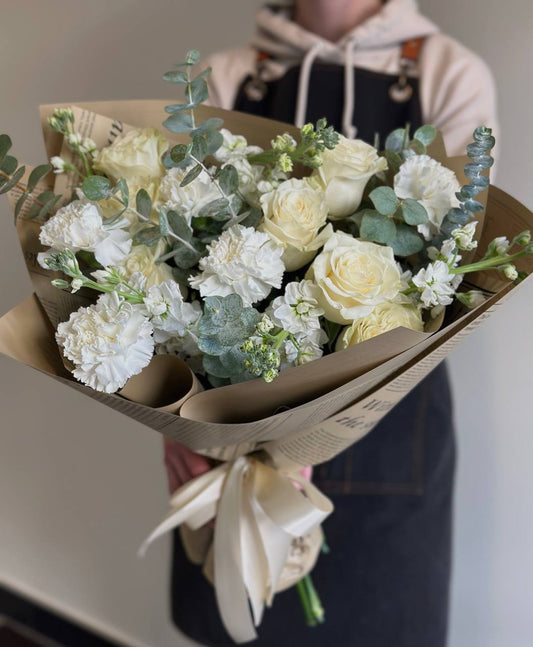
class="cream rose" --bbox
[336,302,424,350]
[306,232,401,324]
[94,127,168,186]
[313,136,388,219]
[260,178,332,271]
[117,241,174,288]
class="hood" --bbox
[250,0,440,139]
[252,0,439,64]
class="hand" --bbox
[163,437,211,494]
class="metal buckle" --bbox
[389,67,413,103]
[244,77,268,102]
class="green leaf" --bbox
[162,70,188,84]
[191,134,208,161]
[171,242,202,269]
[401,199,428,225]
[82,175,112,201]
[369,186,399,216]
[0,134,12,165]
[165,103,197,114]
[163,112,194,134]
[180,164,203,187]
[170,144,189,164]
[167,210,193,240]
[1,155,18,175]
[383,150,402,174]
[206,129,224,155]
[360,212,397,244]
[389,223,424,257]
[239,207,262,229]
[27,164,51,193]
[195,66,212,81]
[0,165,25,194]
[136,188,152,218]
[133,226,161,247]
[26,202,41,220]
[414,125,437,146]
[197,197,230,219]
[409,139,426,155]
[116,178,129,206]
[185,49,200,65]
[191,118,224,136]
[203,354,230,378]
[14,192,28,222]
[385,128,406,153]
[218,165,239,195]
[159,210,170,236]
[190,77,208,104]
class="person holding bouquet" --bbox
[165,1,497,645]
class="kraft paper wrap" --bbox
[1,101,531,642]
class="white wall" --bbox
[0,2,532,646]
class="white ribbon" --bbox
[140,457,333,644]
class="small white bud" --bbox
[71,278,84,292]
[50,156,67,173]
[502,264,518,281]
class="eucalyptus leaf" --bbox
[172,244,202,269]
[190,77,208,104]
[14,193,28,222]
[170,144,189,164]
[239,207,263,229]
[385,128,406,153]
[163,112,194,134]
[409,139,426,155]
[1,155,18,175]
[159,211,170,236]
[82,175,112,201]
[369,186,399,216]
[136,188,152,218]
[191,134,208,161]
[218,165,239,195]
[38,194,61,220]
[360,212,396,244]
[0,165,25,195]
[206,129,224,155]
[401,199,428,225]
[383,150,402,174]
[185,49,200,65]
[197,197,230,219]
[165,103,196,114]
[167,210,193,240]
[413,125,436,146]
[27,164,51,193]
[195,66,212,80]
[162,70,188,84]
[26,202,41,220]
[180,164,203,187]
[389,223,424,257]
[133,226,161,247]
[191,118,224,136]
[0,134,12,165]
[116,178,129,206]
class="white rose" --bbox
[306,232,401,324]
[394,155,461,240]
[313,136,388,219]
[115,241,174,288]
[93,127,168,185]
[336,302,424,350]
[260,178,332,270]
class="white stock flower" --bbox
[412,260,456,308]
[213,128,262,163]
[336,302,424,350]
[306,232,401,324]
[394,155,461,240]
[189,224,285,306]
[281,331,325,369]
[260,178,332,270]
[267,280,324,336]
[39,200,131,266]
[50,156,67,173]
[155,165,220,224]
[492,236,510,255]
[452,222,478,250]
[427,238,459,264]
[144,281,202,359]
[56,292,154,393]
[313,136,388,219]
[93,127,168,185]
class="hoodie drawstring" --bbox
[295,41,323,129]
[342,37,358,139]
[295,38,358,139]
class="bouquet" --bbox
[1,51,533,643]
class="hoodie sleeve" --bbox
[420,33,499,166]
[202,46,257,110]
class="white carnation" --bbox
[155,165,220,225]
[394,155,461,240]
[39,200,131,266]
[56,292,154,393]
[189,224,285,306]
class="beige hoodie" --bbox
[206,0,498,159]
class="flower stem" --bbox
[449,248,532,275]
[296,575,325,627]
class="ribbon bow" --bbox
[140,456,333,643]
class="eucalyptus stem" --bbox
[189,153,239,223]
[185,66,197,130]
[0,169,47,208]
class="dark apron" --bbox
[170,63,455,647]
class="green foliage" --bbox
[360,211,396,244]
[135,188,152,218]
[27,164,51,193]
[384,123,436,158]
[180,163,203,187]
[0,134,12,166]
[217,165,239,195]
[133,225,162,247]
[82,175,112,201]
[0,165,25,194]
[400,199,428,225]
[369,186,399,216]
[390,223,424,257]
